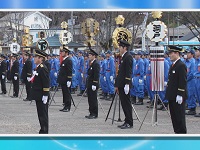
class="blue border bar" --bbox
[0,0,200,9]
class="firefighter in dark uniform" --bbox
[85,48,100,119]
[115,40,133,129]
[21,51,32,101]
[30,49,50,134]
[44,54,51,74]
[57,46,72,112]
[165,45,187,134]
[0,54,7,94]
[10,53,19,98]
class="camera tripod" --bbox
[105,91,141,124]
[48,85,76,108]
[138,92,171,131]
[72,88,106,116]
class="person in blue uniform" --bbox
[30,49,50,134]
[184,49,196,115]
[142,51,149,97]
[133,51,145,105]
[194,48,200,117]
[115,40,133,129]
[144,52,155,105]
[164,51,172,66]
[99,53,108,99]
[31,53,36,71]
[18,52,23,80]
[72,52,79,91]
[77,51,85,96]
[165,45,187,134]
[69,51,77,94]
[50,54,59,91]
[105,50,115,100]
[129,51,136,104]
[82,52,89,96]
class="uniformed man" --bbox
[105,50,115,100]
[115,40,133,129]
[50,54,59,91]
[69,51,76,94]
[165,45,187,134]
[99,53,108,100]
[133,51,145,105]
[10,53,19,98]
[30,49,50,134]
[77,51,85,96]
[0,54,7,94]
[184,49,196,115]
[18,52,23,79]
[21,51,32,101]
[57,46,72,112]
[194,48,200,117]
[85,48,100,119]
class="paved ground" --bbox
[0,83,200,134]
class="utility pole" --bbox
[142,12,149,51]
[71,11,74,41]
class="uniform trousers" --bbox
[61,84,71,110]
[36,100,48,134]
[169,100,187,134]
[118,87,133,126]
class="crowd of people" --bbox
[0,42,200,134]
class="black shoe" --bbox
[0,92,6,95]
[62,108,70,112]
[194,113,200,117]
[117,122,126,128]
[23,98,30,101]
[186,110,196,115]
[11,95,18,98]
[77,90,84,96]
[120,123,133,129]
[85,115,97,119]
[135,98,143,105]
[130,96,136,104]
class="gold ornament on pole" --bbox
[151,11,163,19]
[81,18,99,46]
[112,15,132,49]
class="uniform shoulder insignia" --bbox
[40,64,44,67]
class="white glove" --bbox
[27,77,31,82]
[164,81,167,86]
[124,84,129,95]
[110,76,113,81]
[33,70,38,76]
[139,79,143,84]
[92,85,96,91]
[144,75,146,80]
[42,96,48,104]
[176,95,183,104]
[54,72,57,77]
[14,76,17,80]
[104,76,106,81]
[81,73,83,78]
[2,75,5,79]
[67,81,71,87]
